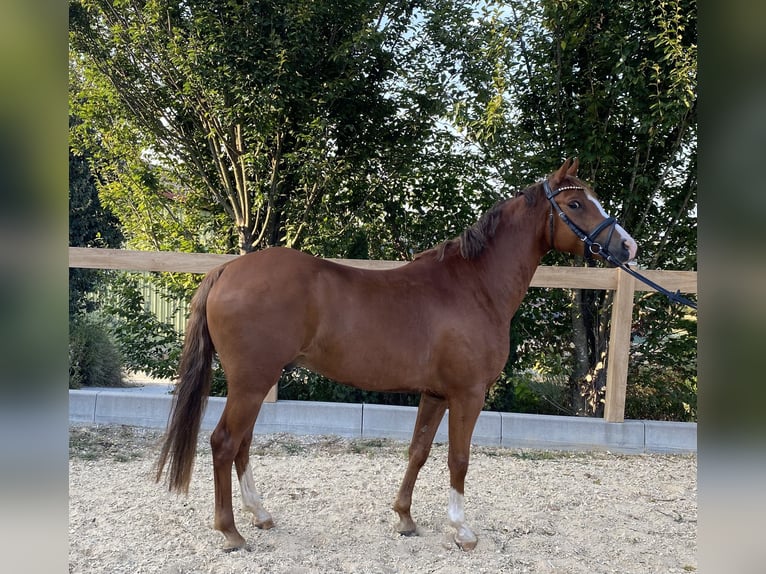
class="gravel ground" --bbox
[69,425,697,574]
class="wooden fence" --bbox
[69,246,697,423]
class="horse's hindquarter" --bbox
[205,248,322,373]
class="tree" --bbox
[69,0,481,259]
[68,133,123,316]
[540,0,696,417]
[69,129,126,388]
[69,0,495,401]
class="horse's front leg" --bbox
[446,394,484,551]
[393,393,447,535]
[448,485,477,551]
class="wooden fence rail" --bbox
[69,247,697,422]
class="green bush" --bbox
[69,314,123,389]
[277,367,419,407]
[276,366,568,414]
[209,358,228,397]
[625,309,697,422]
[485,371,571,415]
[100,274,183,381]
[625,365,697,422]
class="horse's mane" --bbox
[414,186,539,262]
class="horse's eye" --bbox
[568,201,581,209]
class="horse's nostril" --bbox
[622,239,638,260]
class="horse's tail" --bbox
[155,263,228,493]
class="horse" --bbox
[156,158,637,551]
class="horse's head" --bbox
[544,159,637,264]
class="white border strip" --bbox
[69,390,696,454]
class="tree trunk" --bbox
[569,288,590,415]
[237,224,255,255]
[569,281,610,417]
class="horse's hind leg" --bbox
[210,384,272,550]
[234,427,274,530]
[393,393,447,535]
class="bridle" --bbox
[541,178,697,310]
[542,179,617,261]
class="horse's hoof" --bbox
[395,518,418,536]
[455,536,478,551]
[454,526,478,551]
[222,535,248,552]
[253,517,274,530]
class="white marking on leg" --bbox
[448,487,465,525]
[448,487,477,548]
[238,463,273,527]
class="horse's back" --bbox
[212,246,431,308]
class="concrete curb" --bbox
[69,389,696,454]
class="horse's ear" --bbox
[550,159,572,186]
[567,157,579,176]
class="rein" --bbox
[542,180,697,310]
[604,259,698,310]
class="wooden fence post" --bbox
[604,268,636,422]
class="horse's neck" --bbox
[476,198,549,318]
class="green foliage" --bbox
[485,371,570,415]
[69,143,123,316]
[277,368,419,407]
[625,297,697,421]
[510,288,576,376]
[69,313,123,389]
[69,139,128,389]
[625,365,696,422]
[69,0,476,257]
[99,274,183,381]
[68,146,123,250]
[208,357,228,398]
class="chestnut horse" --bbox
[156,159,637,551]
